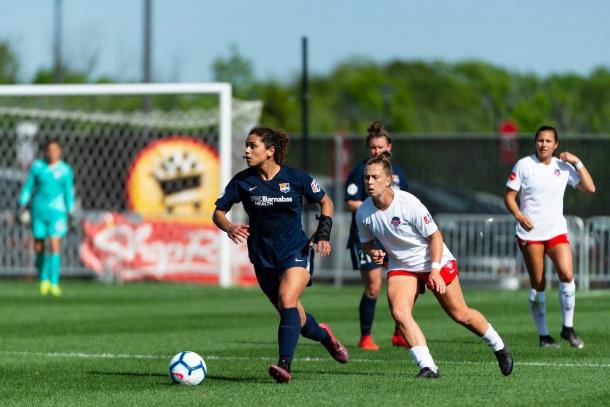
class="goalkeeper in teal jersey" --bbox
[18,139,74,297]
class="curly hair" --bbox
[248,126,289,164]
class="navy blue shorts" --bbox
[348,240,387,271]
[254,245,315,306]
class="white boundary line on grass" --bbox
[2,351,610,368]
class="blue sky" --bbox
[1,0,609,82]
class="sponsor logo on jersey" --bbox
[391,216,401,227]
[248,186,257,191]
[279,182,290,193]
[508,172,517,181]
[250,195,294,206]
[554,169,561,177]
[423,214,432,224]
[346,183,358,195]
[311,179,321,193]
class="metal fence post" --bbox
[332,133,345,287]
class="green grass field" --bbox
[1,280,609,406]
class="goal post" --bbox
[0,83,258,287]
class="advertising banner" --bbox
[79,136,255,284]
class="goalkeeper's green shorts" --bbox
[32,215,68,239]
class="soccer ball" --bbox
[168,351,207,385]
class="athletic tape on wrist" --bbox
[574,161,584,170]
[431,261,441,271]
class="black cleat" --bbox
[560,326,584,349]
[539,335,560,348]
[494,347,514,376]
[415,367,440,379]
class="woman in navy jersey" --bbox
[504,125,596,348]
[344,121,409,350]
[213,127,348,383]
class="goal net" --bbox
[0,83,262,286]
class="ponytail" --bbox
[274,129,289,165]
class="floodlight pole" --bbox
[53,0,64,83]
[301,36,310,229]
[142,0,153,110]
[301,36,309,172]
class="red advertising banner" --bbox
[79,213,256,284]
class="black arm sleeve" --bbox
[311,214,333,242]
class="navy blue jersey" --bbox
[215,166,326,269]
[344,159,409,248]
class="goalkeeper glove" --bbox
[17,208,31,225]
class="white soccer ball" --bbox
[168,351,207,385]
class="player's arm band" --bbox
[574,161,584,170]
[311,214,332,242]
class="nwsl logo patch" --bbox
[554,169,561,177]
[423,214,432,224]
[391,216,401,227]
[508,172,517,181]
[279,182,290,193]
[311,179,321,193]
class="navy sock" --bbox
[278,307,301,363]
[301,313,330,342]
[359,293,377,337]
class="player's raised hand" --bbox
[315,240,331,256]
[559,151,580,165]
[517,213,534,231]
[427,270,446,294]
[226,224,249,244]
[370,249,386,265]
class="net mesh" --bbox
[0,93,262,279]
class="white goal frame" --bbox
[0,83,234,287]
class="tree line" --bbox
[2,41,610,135]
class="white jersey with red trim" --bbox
[506,154,580,240]
[356,190,455,272]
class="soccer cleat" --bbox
[50,284,62,297]
[391,332,409,348]
[494,347,514,376]
[539,335,560,348]
[39,281,51,296]
[358,335,380,351]
[415,367,440,379]
[319,323,349,363]
[560,326,584,349]
[268,361,292,384]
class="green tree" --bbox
[212,44,256,99]
[0,40,19,83]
